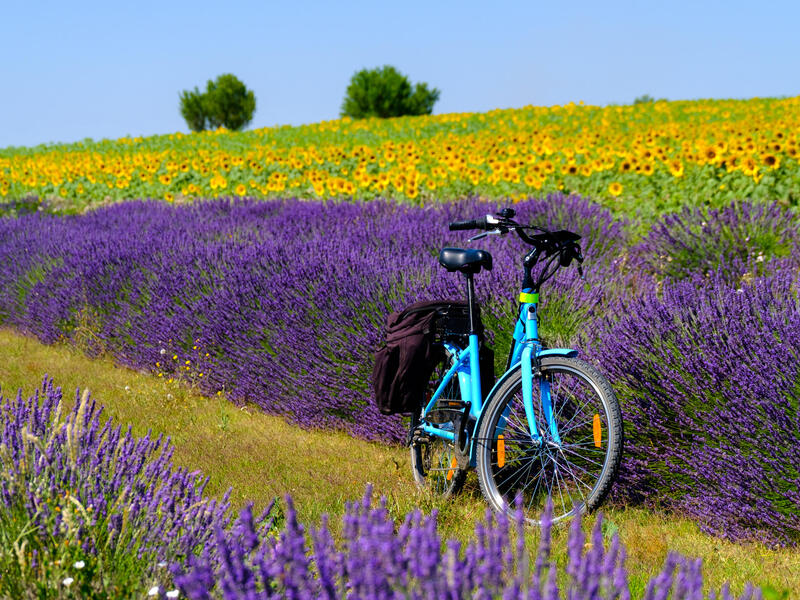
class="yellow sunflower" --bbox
[702,146,719,164]
[668,160,684,177]
[741,157,758,176]
[608,181,623,196]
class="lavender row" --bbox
[633,201,800,282]
[586,266,800,545]
[597,201,800,544]
[173,488,764,600]
[0,195,624,444]
[0,380,762,599]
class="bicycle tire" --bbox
[410,351,468,497]
[475,356,622,524]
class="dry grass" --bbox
[0,328,797,596]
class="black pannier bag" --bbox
[372,300,495,415]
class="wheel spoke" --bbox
[551,456,569,517]
[554,459,602,488]
[498,457,537,500]
[494,453,540,492]
[554,449,594,497]
[559,445,606,468]
[555,397,597,436]
[526,453,550,513]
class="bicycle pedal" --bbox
[426,408,462,425]
[443,400,467,409]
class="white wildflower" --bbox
[736,288,744,293]
[148,586,160,596]
[157,561,168,568]
[63,577,74,587]
[74,560,85,569]
[160,348,167,355]
[755,253,765,263]
[124,385,131,392]
[166,590,180,598]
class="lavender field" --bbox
[0,195,799,548]
[0,379,764,598]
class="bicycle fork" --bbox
[518,299,561,445]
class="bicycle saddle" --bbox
[438,248,493,274]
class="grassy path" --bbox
[0,328,797,595]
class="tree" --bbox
[341,65,440,119]
[633,94,667,104]
[179,74,256,132]
[179,87,207,132]
[204,74,256,131]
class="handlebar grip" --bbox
[449,219,480,231]
[449,216,490,231]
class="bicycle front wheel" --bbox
[475,356,622,524]
[410,351,467,497]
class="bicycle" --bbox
[409,207,623,524]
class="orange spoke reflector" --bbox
[593,413,602,447]
[497,434,506,468]
[447,456,458,481]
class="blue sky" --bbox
[2,0,797,148]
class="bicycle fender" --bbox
[537,348,579,359]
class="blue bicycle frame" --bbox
[419,289,577,466]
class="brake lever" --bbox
[575,247,585,280]
[468,229,503,242]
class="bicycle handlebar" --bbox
[449,208,586,284]
[449,218,486,231]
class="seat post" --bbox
[463,273,477,334]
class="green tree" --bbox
[204,74,256,130]
[179,87,208,132]
[634,94,655,104]
[179,74,256,132]
[340,65,440,119]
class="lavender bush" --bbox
[0,379,762,598]
[633,200,800,282]
[587,267,800,545]
[0,195,621,444]
[0,378,252,598]
[172,486,762,600]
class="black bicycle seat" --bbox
[438,248,493,274]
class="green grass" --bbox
[0,327,797,596]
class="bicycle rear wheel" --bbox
[410,351,467,497]
[476,356,622,524]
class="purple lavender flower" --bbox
[587,266,800,545]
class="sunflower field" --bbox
[2,96,799,216]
